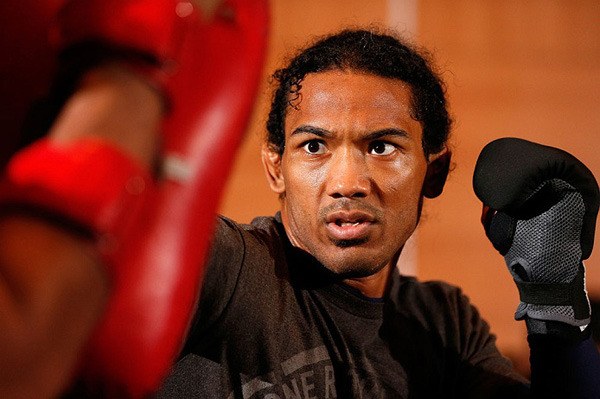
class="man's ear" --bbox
[261,144,286,194]
[423,149,451,199]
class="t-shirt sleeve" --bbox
[179,216,246,355]
[448,285,531,398]
[393,277,530,397]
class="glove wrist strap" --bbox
[515,264,590,321]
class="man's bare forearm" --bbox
[0,215,108,398]
[0,64,162,397]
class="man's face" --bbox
[264,70,443,277]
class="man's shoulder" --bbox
[211,213,289,266]
[215,215,285,246]
[197,214,290,335]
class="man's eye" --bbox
[369,141,396,156]
[302,140,326,154]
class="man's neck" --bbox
[342,263,395,299]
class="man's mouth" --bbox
[325,210,375,242]
[336,221,361,227]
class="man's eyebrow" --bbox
[291,126,410,140]
[364,128,410,141]
[290,125,332,137]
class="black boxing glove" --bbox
[473,137,599,335]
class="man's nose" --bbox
[326,149,371,199]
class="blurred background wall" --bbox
[219,0,600,375]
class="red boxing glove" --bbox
[51,0,191,91]
[52,0,187,62]
[2,0,269,396]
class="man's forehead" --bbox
[293,70,413,111]
[300,69,412,90]
[281,70,422,145]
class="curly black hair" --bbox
[266,29,451,157]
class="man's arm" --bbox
[0,216,106,398]
[529,330,600,398]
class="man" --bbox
[1,2,599,398]
[157,31,600,398]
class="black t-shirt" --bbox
[157,215,529,398]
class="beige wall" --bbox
[219,0,600,370]
[416,1,600,366]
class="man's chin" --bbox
[321,254,388,279]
